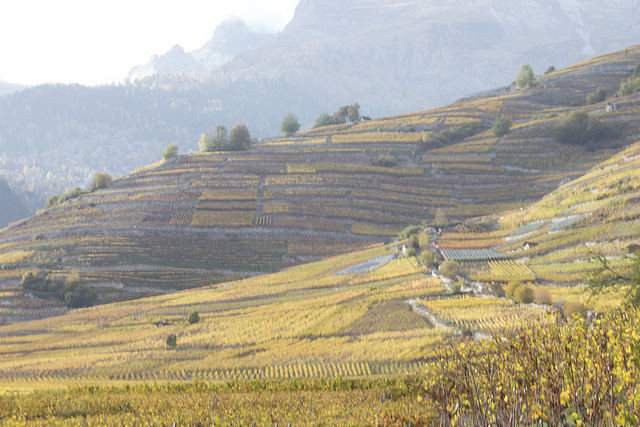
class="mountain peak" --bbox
[127,17,274,82]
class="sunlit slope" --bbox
[1,45,639,305]
[0,241,549,390]
[438,139,640,289]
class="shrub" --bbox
[505,281,528,302]
[423,306,640,424]
[63,272,96,308]
[410,234,420,250]
[586,87,607,104]
[188,311,200,325]
[89,172,112,192]
[419,123,487,151]
[406,247,417,257]
[534,288,552,305]
[544,65,555,75]
[618,77,640,97]
[166,334,177,349]
[58,187,82,204]
[420,250,439,267]
[505,282,534,303]
[492,116,512,137]
[514,285,534,304]
[564,301,588,318]
[399,225,422,240]
[21,271,38,289]
[439,261,460,280]
[45,194,59,209]
[162,142,178,161]
[374,155,397,167]
[489,283,505,298]
[450,281,462,294]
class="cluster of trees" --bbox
[44,172,113,210]
[618,63,640,97]
[398,225,440,266]
[199,124,251,152]
[586,87,607,105]
[551,111,620,146]
[313,103,361,128]
[21,271,96,308]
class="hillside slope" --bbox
[436,139,640,300]
[1,46,639,308]
[2,136,639,387]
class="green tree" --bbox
[281,113,300,136]
[21,271,38,289]
[89,172,112,192]
[188,310,200,325]
[544,65,556,75]
[198,132,213,152]
[162,142,178,161]
[63,272,96,308]
[313,113,334,129]
[45,194,59,209]
[213,125,228,150]
[516,64,535,88]
[58,187,82,204]
[229,124,251,151]
[166,334,177,349]
[586,87,607,104]
[492,116,512,137]
[434,208,448,228]
[589,250,640,306]
[347,103,360,123]
[438,260,460,280]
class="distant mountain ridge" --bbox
[128,17,274,81]
[0,178,31,228]
[0,82,27,97]
[218,0,640,117]
[2,0,640,203]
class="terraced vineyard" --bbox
[1,45,640,307]
[0,243,546,391]
[435,137,640,301]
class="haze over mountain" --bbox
[0,177,31,228]
[0,82,27,96]
[1,0,639,205]
[127,17,274,81]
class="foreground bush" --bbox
[422,306,640,425]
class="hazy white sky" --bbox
[0,0,299,86]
